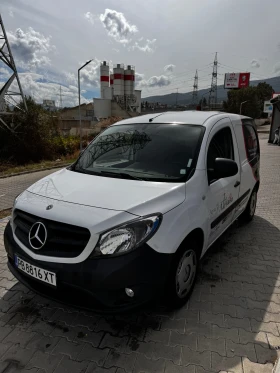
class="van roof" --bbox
[113,111,250,127]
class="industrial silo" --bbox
[124,65,135,96]
[100,61,109,99]
[113,64,124,97]
[110,73,114,88]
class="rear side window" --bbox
[207,127,234,183]
[242,121,260,166]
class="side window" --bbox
[207,127,234,184]
[242,121,260,166]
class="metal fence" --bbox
[0,168,61,212]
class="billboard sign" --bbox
[224,73,250,89]
[263,100,273,114]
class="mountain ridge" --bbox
[142,76,280,105]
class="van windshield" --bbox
[73,123,204,182]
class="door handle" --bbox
[234,181,240,188]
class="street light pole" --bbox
[240,100,250,115]
[78,59,93,151]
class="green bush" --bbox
[52,136,80,156]
[0,97,80,165]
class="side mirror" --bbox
[214,158,238,179]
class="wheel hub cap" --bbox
[176,250,197,299]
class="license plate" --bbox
[15,255,56,287]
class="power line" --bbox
[218,63,269,80]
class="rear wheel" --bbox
[240,188,257,223]
[165,238,199,309]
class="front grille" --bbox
[13,209,91,258]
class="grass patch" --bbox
[0,152,78,177]
[0,209,12,219]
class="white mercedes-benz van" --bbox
[4,111,260,310]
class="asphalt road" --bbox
[0,168,61,211]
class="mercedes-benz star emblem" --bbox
[46,205,53,210]
[28,222,47,250]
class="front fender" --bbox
[148,171,209,256]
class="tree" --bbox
[199,97,207,107]
[0,96,60,164]
[256,82,274,102]
[223,82,274,118]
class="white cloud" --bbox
[0,67,11,80]
[84,12,95,25]
[164,64,176,73]
[139,75,171,88]
[99,9,138,43]
[9,8,14,17]
[274,62,280,74]
[129,39,156,53]
[250,59,260,68]
[64,72,77,85]
[135,72,145,83]
[7,73,89,107]
[112,48,120,53]
[7,27,55,69]
[79,58,100,88]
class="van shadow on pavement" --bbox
[0,215,279,372]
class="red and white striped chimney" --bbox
[100,61,109,98]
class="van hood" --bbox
[27,168,186,216]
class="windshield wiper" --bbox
[72,168,101,176]
[100,170,143,180]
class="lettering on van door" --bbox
[210,189,251,232]
[210,192,233,217]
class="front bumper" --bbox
[4,222,172,312]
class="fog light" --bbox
[125,288,134,297]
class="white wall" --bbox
[134,90,142,113]
[94,99,111,118]
[103,87,113,100]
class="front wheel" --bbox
[240,188,257,223]
[165,239,199,309]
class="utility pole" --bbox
[59,85,63,109]
[175,88,178,107]
[209,52,218,110]
[192,70,198,107]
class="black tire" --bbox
[240,188,257,223]
[165,238,199,309]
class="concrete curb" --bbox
[0,163,71,179]
[257,130,270,134]
[274,358,280,373]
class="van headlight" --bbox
[93,214,162,256]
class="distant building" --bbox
[42,99,56,111]
[58,102,98,136]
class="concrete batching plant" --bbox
[94,61,141,119]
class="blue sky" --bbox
[1,0,280,107]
